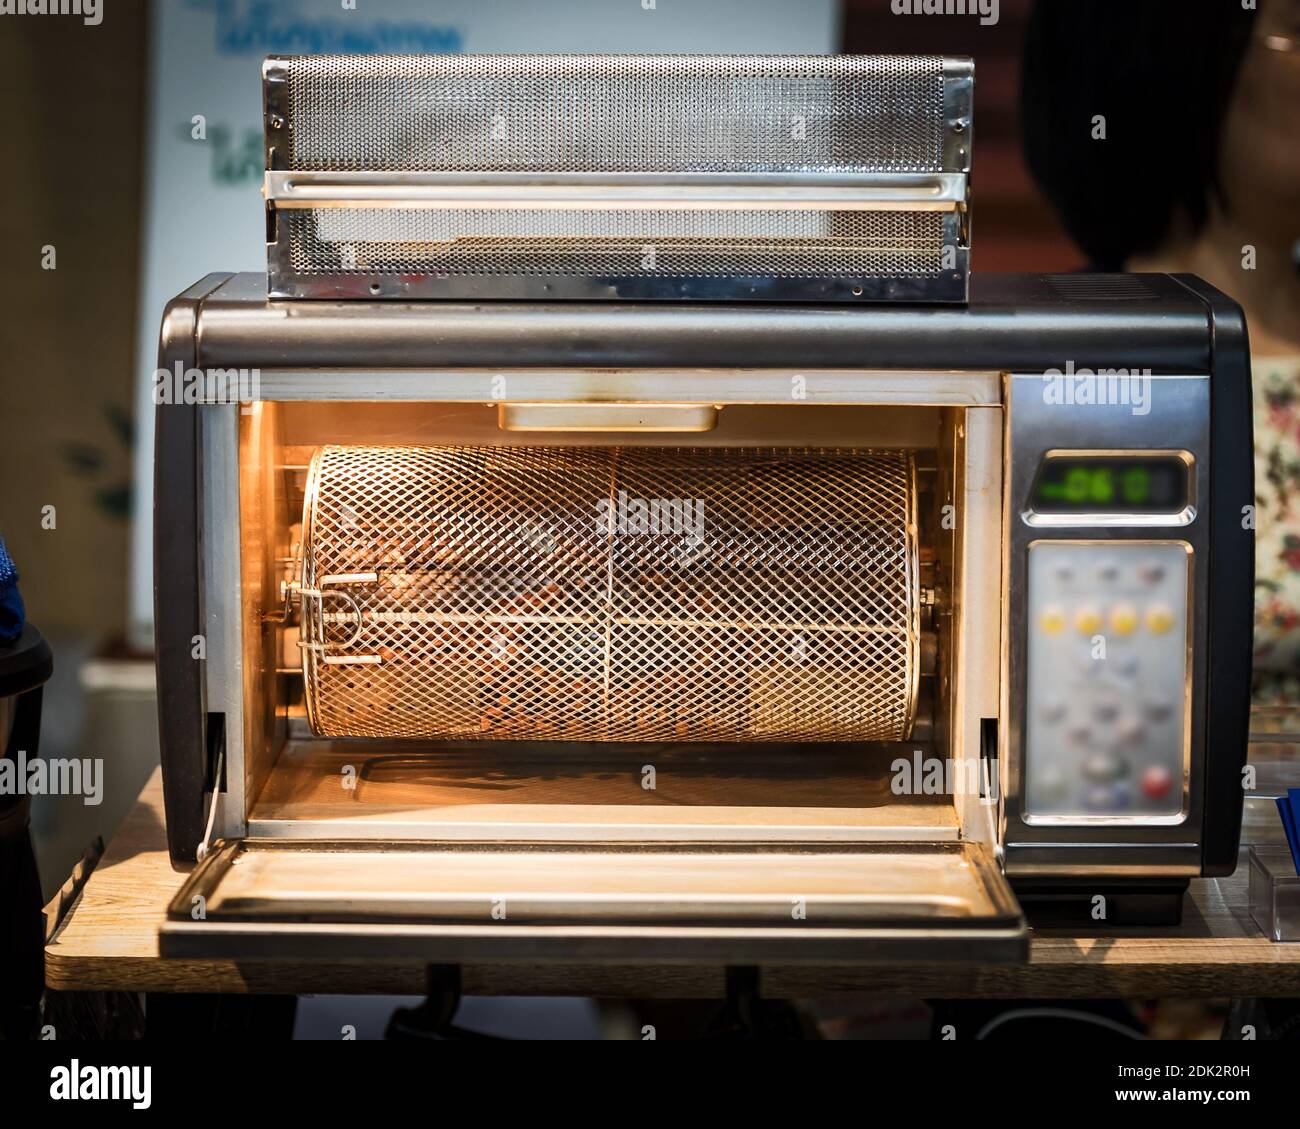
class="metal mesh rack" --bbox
[296,445,920,743]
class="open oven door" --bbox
[160,840,1027,963]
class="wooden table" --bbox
[44,768,1300,999]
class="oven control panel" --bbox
[1023,541,1190,822]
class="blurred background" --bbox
[1,0,1296,1039]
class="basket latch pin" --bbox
[286,571,383,666]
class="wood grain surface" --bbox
[44,769,1300,998]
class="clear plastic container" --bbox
[1248,846,1300,942]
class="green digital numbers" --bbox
[1032,457,1182,514]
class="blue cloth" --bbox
[0,536,24,645]
[1281,791,1300,875]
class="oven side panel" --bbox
[1174,275,1253,875]
[154,273,232,867]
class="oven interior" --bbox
[226,399,996,845]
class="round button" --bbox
[1034,766,1070,804]
[1084,783,1130,812]
[1092,700,1120,724]
[1075,607,1103,635]
[1066,724,1092,746]
[1083,785,1112,812]
[1040,605,1066,635]
[1116,718,1147,746]
[1074,654,1104,679]
[1144,698,1176,724]
[1082,752,1128,782]
[1110,603,1139,636]
[1039,699,1067,725]
[1141,764,1174,800]
[1146,604,1176,634]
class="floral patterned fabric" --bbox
[1253,357,1300,704]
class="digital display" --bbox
[1030,455,1189,515]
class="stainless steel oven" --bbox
[151,54,1253,964]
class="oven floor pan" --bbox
[246,738,958,843]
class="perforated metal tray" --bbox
[262,54,972,302]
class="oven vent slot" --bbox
[1044,274,1160,302]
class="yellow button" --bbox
[1110,603,1139,636]
[1146,604,1176,634]
[1074,607,1103,635]
[1040,606,1066,635]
